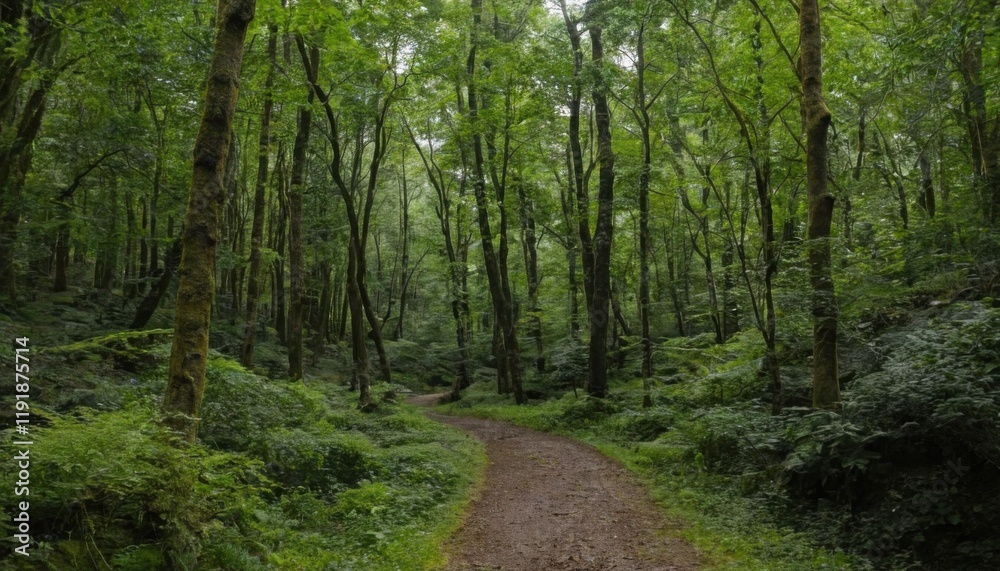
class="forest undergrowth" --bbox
[0,302,484,571]
[2,266,1000,570]
[442,298,1000,571]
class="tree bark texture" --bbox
[163,0,255,442]
[287,100,311,381]
[801,0,840,410]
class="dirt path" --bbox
[410,394,701,571]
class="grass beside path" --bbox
[437,381,864,571]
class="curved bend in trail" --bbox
[412,395,701,571]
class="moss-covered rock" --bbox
[44,329,173,372]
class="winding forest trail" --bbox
[409,394,702,571]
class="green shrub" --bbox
[199,357,334,451]
[260,427,385,495]
[558,394,621,427]
[782,411,885,503]
[0,406,270,569]
[110,545,168,571]
[605,407,675,442]
[845,303,1000,466]
[545,336,588,389]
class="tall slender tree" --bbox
[801,0,840,409]
[586,16,615,398]
[241,24,278,367]
[162,0,255,442]
[468,0,525,404]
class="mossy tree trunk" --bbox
[163,0,255,442]
[800,0,840,410]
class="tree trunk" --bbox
[516,177,544,372]
[919,147,935,218]
[163,0,255,442]
[559,3,595,313]
[312,260,332,363]
[53,201,71,292]
[393,154,411,340]
[124,191,138,300]
[240,25,276,367]
[559,155,581,337]
[749,19,782,414]
[0,9,60,300]
[347,241,371,404]
[132,239,183,329]
[958,34,1000,223]
[273,145,288,344]
[139,197,149,294]
[94,177,119,292]
[329,271,341,342]
[853,108,866,181]
[468,0,524,403]
[408,123,472,398]
[296,38,391,395]
[147,101,167,278]
[295,36,389,411]
[801,0,839,410]
[359,274,392,383]
[664,213,686,337]
[587,24,615,399]
[338,276,348,342]
[635,21,654,404]
[878,129,909,231]
[287,86,313,380]
[678,182,722,345]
